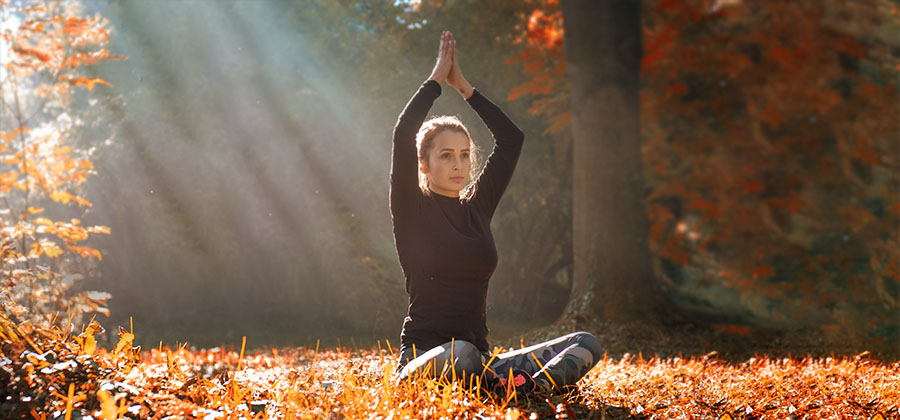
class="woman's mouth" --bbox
[451,176,465,182]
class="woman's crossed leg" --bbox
[397,331,602,393]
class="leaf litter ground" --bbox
[1,314,898,419]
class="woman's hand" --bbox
[428,31,453,85]
[446,32,474,99]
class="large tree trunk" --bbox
[560,0,661,322]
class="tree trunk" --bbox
[560,0,661,322]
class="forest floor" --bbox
[3,313,899,420]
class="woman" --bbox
[390,30,602,395]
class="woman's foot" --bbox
[488,369,536,397]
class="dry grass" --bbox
[1,314,898,419]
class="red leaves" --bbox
[741,180,764,194]
[838,36,866,59]
[642,25,676,71]
[665,83,688,97]
[852,141,880,165]
[687,199,721,219]
[63,17,89,35]
[752,265,774,278]
[641,0,899,338]
[12,45,50,62]
[525,8,563,49]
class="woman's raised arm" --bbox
[390,32,452,219]
[449,34,525,218]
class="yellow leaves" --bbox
[54,145,73,155]
[5,315,899,420]
[0,171,18,188]
[113,326,135,357]
[1,126,30,142]
[32,217,57,235]
[26,206,44,215]
[18,217,107,259]
[74,320,103,357]
[72,77,111,90]
[97,390,117,420]
[48,190,90,206]
[87,225,111,234]
[67,245,102,260]
[505,407,521,420]
[50,190,75,204]
[56,221,88,243]
[73,196,92,207]
[29,239,63,258]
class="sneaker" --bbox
[489,369,536,397]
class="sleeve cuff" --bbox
[464,88,481,102]
[424,79,442,95]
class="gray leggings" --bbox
[397,331,602,390]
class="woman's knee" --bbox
[445,340,482,374]
[570,331,603,364]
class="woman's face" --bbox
[420,130,471,197]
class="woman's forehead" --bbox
[432,130,470,149]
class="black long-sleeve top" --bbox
[391,79,524,354]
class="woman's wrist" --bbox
[454,80,474,99]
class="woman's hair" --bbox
[416,115,479,200]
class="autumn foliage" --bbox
[1,314,898,419]
[1,0,122,323]
[509,0,899,341]
[640,0,899,339]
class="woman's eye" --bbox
[461,153,469,159]
[441,153,450,159]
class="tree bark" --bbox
[560,0,660,322]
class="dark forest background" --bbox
[2,0,897,352]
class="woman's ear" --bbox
[418,157,428,174]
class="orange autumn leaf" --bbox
[2,127,30,142]
[49,190,74,204]
[29,240,63,258]
[67,245,102,260]
[71,77,111,90]
[63,17,89,35]
[87,225,111,235]
[12,45,51,62]
[54,145,73,155]
[72,196,92,207]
